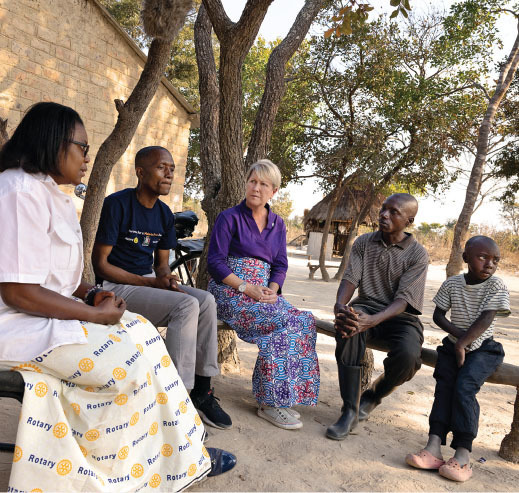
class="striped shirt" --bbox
[433,274,511,352]
[344,231,429,315]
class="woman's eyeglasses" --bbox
[69,140,90,157]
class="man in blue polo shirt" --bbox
[92,146,231,430]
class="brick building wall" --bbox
[0,0,197,213]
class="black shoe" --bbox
[207,448,237,477]
[326,408,358,440]
[191,388,232,430]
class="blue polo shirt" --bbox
[95,188,177,278]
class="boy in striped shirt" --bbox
[406,235,510,482]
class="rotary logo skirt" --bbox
[0,310,211,492]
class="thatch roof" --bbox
[304,188,384,229]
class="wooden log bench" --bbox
[307,258,340,280]
[3,321,517,463]
[314,318,519,463]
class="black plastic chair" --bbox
[0,371,24,452]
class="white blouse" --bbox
[0,168,87,361]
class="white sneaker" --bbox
[258,405,301,419]
[257,406,303,430]
[286,408,301,419]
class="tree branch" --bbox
[314,57,347,127]
[434,82,491,100]
[284,118,345,139]
[200,0,233,39]
[245,0,324,165]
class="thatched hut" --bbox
[303,188,384,254]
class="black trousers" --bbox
[335,304,424,390]
[429,337,504,452]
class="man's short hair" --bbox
[135,146,169,168]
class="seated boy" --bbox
[405,235,510,482]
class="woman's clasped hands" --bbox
[244,283,278,304]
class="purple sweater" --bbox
[207,200,288,288]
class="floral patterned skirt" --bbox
[208,256,319,408]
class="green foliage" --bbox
[436,0,504,76]
[270,191,294,222]
[324,0,410,38]
[102,0,145,46]
[290,9,489,199]
[417,222,444,235]
[185,128,201,196]
[500,199,519,235]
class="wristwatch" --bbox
[238,281,247,293]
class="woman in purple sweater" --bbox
[208,160,320,430]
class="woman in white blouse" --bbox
[0,102,234,491]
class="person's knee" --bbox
[454,375,479,399]
[199,291,217,312]
[390,346,421,376]
[171,295,199,319]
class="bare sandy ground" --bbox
[0,253,518,491]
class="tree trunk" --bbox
[203,0,273,213]
[217,326,242,374]
[335,222,359,281]
[196,0,324,368]
[0,117,8,147]
[318,185,342,282]
[446,22,519,277]
[194,4,221,292]
[499,387,519,463]
[360,348,374,393]
[80,38,182,283]
[197,1,273,371]
[334,191,374,280]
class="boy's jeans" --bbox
[429,337,504,451]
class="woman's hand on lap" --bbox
[92,290,116,306]
[94,295,126,325]
[244,284,264,301]
[259,287,277,304]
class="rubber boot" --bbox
[326,365,361,441]
[358,374,396,422]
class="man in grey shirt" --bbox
[326,193,429,440]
